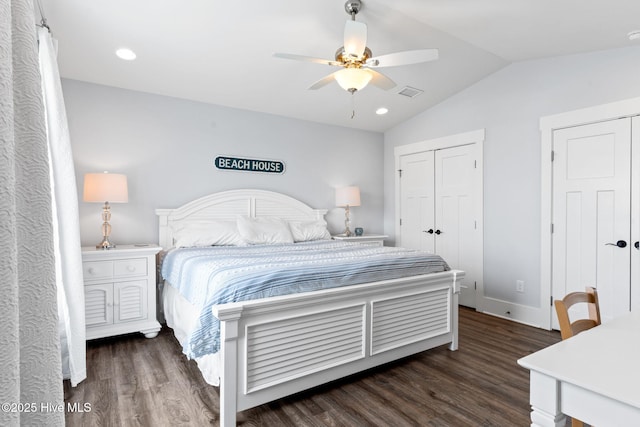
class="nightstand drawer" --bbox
[332,235,388,247]
[83,261,113,280]
[114,258,147,278]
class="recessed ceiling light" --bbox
[628,31,640,41]
[115,48,136,61]
[376,107,389,115]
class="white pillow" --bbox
[289,220,331,242]
[173,221,245,247]
[236,216,294,245]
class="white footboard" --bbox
[212,270,463,427]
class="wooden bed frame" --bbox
[156,189,463,427]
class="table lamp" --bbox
[83,172,128,249]
[335,186,361,237]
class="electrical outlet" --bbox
[516,280,525,293]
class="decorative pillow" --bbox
[173,221,245,247]
[236,216,294,245]
[289,220,331,242]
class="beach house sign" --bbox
[214,156,285,174]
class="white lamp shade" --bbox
[335,186,361,207]
[83,172,128,203]
[334,68,372,92]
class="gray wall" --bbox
[384,45,640,318]
[63,80,384,247]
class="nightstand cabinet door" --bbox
[85,283,114,327]
[82,245,162,340]
[115,280,148,322]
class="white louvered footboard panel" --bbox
[371,287,450,355]
[245,304,365,393]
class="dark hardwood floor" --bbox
[64,307,561,426]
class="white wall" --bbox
[63,79,384,247]
[384,45,640,324]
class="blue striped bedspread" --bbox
[161,240,450,359]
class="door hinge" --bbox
[474,160,477,169]
[399,218,402,226]
[551,223,554,234]
[551,150,555,162]
[474,281,477,290]
[398,169,403,178]
[550,296,554,306]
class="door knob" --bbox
[435,229,442,235]
[605,240,627,248]
[423,229,434,234]
[635,241,639,250]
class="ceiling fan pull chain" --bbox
[351,92,356,119]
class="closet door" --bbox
[632,116,640,310]
[552,118,632,325]
[434,145,477,307]
[399,151,435,252]
[398,145,478,308]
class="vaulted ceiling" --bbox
[40,0,640,132]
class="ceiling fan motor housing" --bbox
[335,46,372,64]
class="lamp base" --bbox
[96,237,115,250]
[339,228,354,237]
[342,205,354,237]
[97,201,116,249]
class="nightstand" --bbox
[332,234,388,247]
[81,244,162,340]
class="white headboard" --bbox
[155,189,328,248]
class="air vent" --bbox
[397,86,424,98]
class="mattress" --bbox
[161,240,450,363]
[163,283,221,385]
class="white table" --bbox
[518,311,640,426]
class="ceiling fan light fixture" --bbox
[335,68,372,92]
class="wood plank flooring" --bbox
[64,307,561,426]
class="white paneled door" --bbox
[399,151,435,252]
[633,116,640,312]
[398,144,479,308]
[552,118,632,326]
[435,146,477,307]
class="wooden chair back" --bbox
[554,286,601,340]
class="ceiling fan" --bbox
[273,0,439,94]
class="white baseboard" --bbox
[476,296,549,330]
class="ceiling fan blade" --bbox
[343,20,367,58]
[366,49,439,68]
[366,69,396,90]
[273,52,341,66]
[308,72,340,90]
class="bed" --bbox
[156,189,464,427]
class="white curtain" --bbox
[38,27,87,386]
[0,0,65,425]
